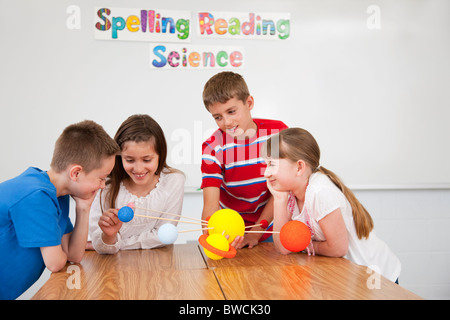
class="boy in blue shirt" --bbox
[0,120,119,299]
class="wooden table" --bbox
[32,242,422,300]
[202,243,422,300]
[32,244,223,300]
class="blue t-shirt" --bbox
[0,167,73,299]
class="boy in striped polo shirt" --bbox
[201,72,288,249]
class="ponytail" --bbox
[317,166,373,239]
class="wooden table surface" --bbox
[202,243,422,300]
[32,244,223,300]
[32,242,422,300]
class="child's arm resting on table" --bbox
[40,240,69,273]
[41,223,88,272]
[313,208,348,257]
[41,194,94,272]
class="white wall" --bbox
[355,189,450,300]
[1,0,450,188]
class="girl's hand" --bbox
[85,241,95,250]
[98,208,122,238]
[266,180,289,201]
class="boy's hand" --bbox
[98,208,122,239]
[72,190,99,214]
[231,234,259,249]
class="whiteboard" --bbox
[1,0,449,189]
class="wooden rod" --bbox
[134,214,207,226]
[135,206,208,223]
[179,227,214,233]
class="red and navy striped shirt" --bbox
[201,119,288,230]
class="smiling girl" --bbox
[262,128,401,283]
[88,114,185,254]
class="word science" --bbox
[151,44,244,69]
[94,7,191,42]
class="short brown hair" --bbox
[202,71,250,109]
[50,120,119,173]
